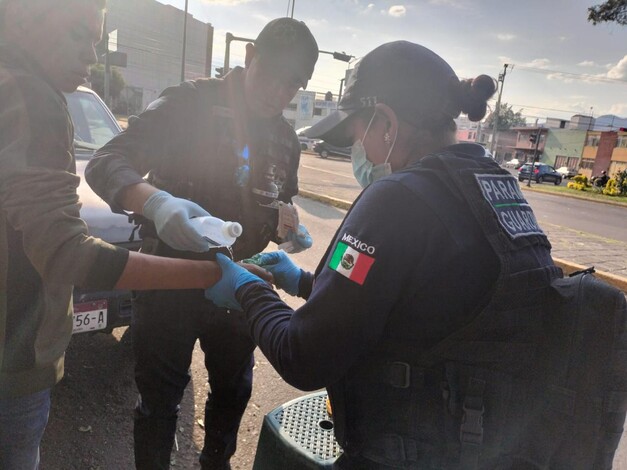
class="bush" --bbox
[614,169,627,196]
[603,178,620,196]
[567,174,590,191]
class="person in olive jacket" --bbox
[0,1,245,468]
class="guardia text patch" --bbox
[475,174,544,239]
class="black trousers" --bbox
[132,288,255,470]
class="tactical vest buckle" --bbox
[387,362,411,388]
[460,403,484,445]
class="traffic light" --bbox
[95,31,109,64]
[529,133,538,144]
[332,51,353,62]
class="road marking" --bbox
[301,164,354,179]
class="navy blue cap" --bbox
[306,41,461,146]
[255,18,319,89]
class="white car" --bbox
[504,158,520,168]
[65,86,139,334]
[295,126,321,151]
[556,166,578,179]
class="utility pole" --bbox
[527,130,541,188]
[103,14,110,107]
[489,63,509,156]
[338,78,345,103]
[290,0,296,18]
[180,0,189,82]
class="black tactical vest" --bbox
[143,74,300,261]
[328,150,562,469]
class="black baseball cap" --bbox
[254,17,318,89]
[306,41,462,146]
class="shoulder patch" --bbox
[475,174,545,239]
[329,235,376,285]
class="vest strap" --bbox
[459,377,485,469]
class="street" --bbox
[298,152,627,243]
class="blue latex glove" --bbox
[142,190,210,252]
[245,251,301,296]
[205,253,263,310]
[280,224,313,254]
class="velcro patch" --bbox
[475,174,544,239]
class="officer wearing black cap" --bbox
[206,41,558,469]
[86,17,318,470]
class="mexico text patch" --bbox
[475,174,545,239]
[329,240,375,285]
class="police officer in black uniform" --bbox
[206,41,560,469]
[86,18,318,470]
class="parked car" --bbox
[518,163,563,185]
[503,158,520,168]
[295,126,321,151]
[64,86,140,334]
[314,141,352,159]
[556,166,578,179]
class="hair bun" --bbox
[458,75,497,122]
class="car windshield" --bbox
[65,91,120,149]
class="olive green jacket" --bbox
[0,43,128,398]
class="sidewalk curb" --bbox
[298,190,627,294]
[298,189,353,210]
[553,258,627,294]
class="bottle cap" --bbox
[224,222,243,238]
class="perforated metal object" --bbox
[253,391,343,469]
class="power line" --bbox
[513,64,627,85]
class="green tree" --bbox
[588,0,627,25]
[89,64,126,101]
[484,103,527,131]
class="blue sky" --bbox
[159,0,627,122]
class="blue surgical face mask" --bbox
[351,113,396,188]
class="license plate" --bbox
[73,300,108,333]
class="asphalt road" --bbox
[298,152,627,243]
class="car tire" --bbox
[320,150,329,158]
[518,177,524,182]
[301,143,308,151]
[555,177,562,185]
[537,176,543,183]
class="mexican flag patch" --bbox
[329,242,375,285]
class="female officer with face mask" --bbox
[205,41,558,468]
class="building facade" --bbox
[104,0,214,114]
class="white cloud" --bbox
[360,3,375,14]
[496,33,516,41]
[577,60,596,67]
[526,58,551,68]
[387,5,407,17]
[547,73,575,84]
[606,55,627,79]
[609,103,627,116]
